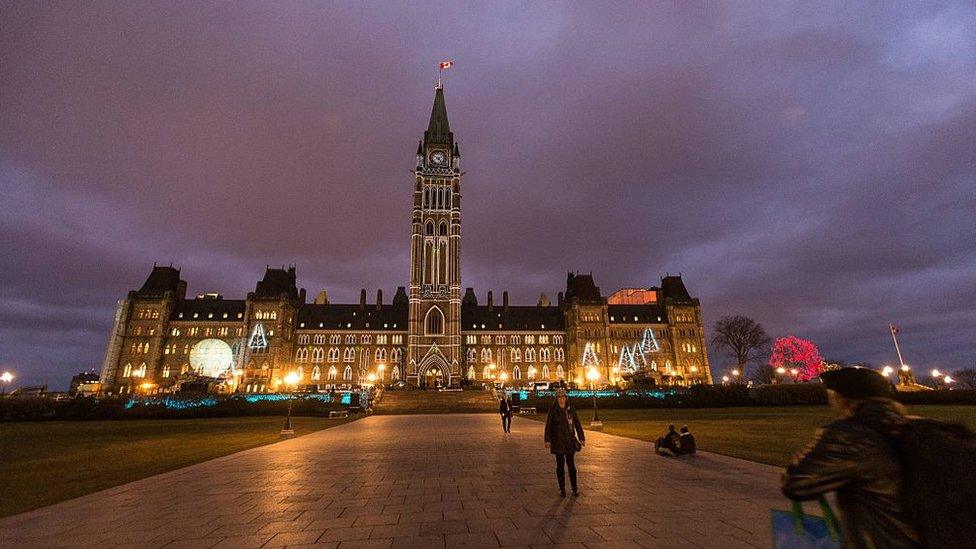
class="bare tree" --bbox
[711,315,772,375]
[951,368,976,390]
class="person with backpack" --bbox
[655,424,681,456]
[781,367,921,548]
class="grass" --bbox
[527,405,976,466]
[374,389,498,414]
[0,415,357,517]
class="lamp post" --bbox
[0,371,13,396]
[586,367,602,428]
[281,371,300,437]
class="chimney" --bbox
[359,289,367,309]
[503,291,509,311]
[376,289,383,310]
[557,292,564,306]
[487,290,494,311]
[299,288,306,304]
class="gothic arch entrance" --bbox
[418,354,451,389]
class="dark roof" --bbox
[424,87,453,146]
[462,287,478,306]
[253,267,299,301]
[136,266,183,297]
[461,305,565,331]
[607,304,667,324]
[392,286,408,306]
[564,272,603,304]
[661,276,693,302]
[297,304,408,331]
[172,299,246,321]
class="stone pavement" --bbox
[0,414,791,548]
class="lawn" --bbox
[0,415,356,517]
[529,405,976,466]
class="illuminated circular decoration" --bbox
[189,339,234,377]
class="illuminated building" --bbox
[97,85,711,394]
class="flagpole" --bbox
[889,324,905,367]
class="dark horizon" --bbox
[2,2,974,389]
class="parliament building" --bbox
[98,85,711,395]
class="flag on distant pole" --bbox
[437,60,454,88]
[889,324,899,335]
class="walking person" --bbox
[499,395,512,433]
[782,368,920,548]
[544,388,585,497]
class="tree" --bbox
[711,316,772,373]
[770,335,824,382]
[752,364,775,385]
[951,368,976,390]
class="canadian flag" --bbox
[439,61,454,70]
[890,324,900,334]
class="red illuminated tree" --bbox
[769,335,824,382]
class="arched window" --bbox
[556,365,565,379]
[122,363,132,377]
[313,347,325,363]
[375,348,387,362]
[446,188,452,208]
[343,366,352,380]
[527,366,537,379]
[525,348,536,362]
[328,347,339,362]
[467,366,476,379]
[425,307,444,335]
[344,348,355,362]
[481,348,492,363]
[391,348,401,362]
[511,335,521,345]
[513,366,521,380]
[296,348,308,362]
[555,348,565,361]
[542,365,550,378]
[483,365,491,379]
[391,366,400,380]
[345,335,355,344]
[328,366,337,380]
[439,221,448,236]
[298,334,309,344]
[496,335,505,345]
[425,221,435,235]
[312,366,321,380]
[467,348,477,362]
[540,348,551,361]
[361,335,371,344]
[510,348,521,362]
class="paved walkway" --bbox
[0,414,788,548]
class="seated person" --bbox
[655,424,681,456]
[677,425,696,456]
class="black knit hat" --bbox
[820,367,892,399]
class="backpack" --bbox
[891,418,976,548]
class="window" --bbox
[171,328,181,336]
[511,335,521,345]
[540,348,551,361]
[162,365,170,378]
[542,365,550,378]
[556,365,565,379]
[481,335,490,345]
[510,348,521,362]
[377,335,388,345]
[343,366,352,381]
[392,334,403,344]
[390,348,402,362]
[495,335,505,345]
[311,334,323,344]
[391,366,400,380]
[297,366,304,380]
[296,348,308,362]
[439,222,448,236]
[481,348,492,363]
[425,307,444,335]
[525,335,535,344]
[483,366,491,378]
[466,335,477,344]
[122,363,132,378]
[312,348,324,363]
[328,366,337,380]
[361,335,371,345]
[328,347,339,362]
[513,366,522,380]
[375,348,387,362]
[330,334,341,344]
[343,348,355,362]
[525,348,536,362]
[467,348,477,362]
[345,335,355,344]
[425,221,434,235]
[467,366,476,379]
[539,335,549,344]
[555,348,565,361]
[554,335,564,344]
[312,366,321,380]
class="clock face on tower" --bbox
[429,150,447,166]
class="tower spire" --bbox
[424,87,452,146]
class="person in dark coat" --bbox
[544,388,585,497]
[499,396,512,433]
[677,425,696,456]
[655,424,680,456]
[782,367,920,549]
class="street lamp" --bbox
[789,368,799,382]
[139,381,156,394]
[281,371,300,437]
[881,365,894,377]
[721,375,730,384]
[586,367,602,427]
[0,371,13,396]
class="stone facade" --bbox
[98,86,711,395]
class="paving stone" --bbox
[0,415,786,549]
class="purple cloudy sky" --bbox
[2,2,975,388]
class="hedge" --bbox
[0,395,349,422]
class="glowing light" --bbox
[582,342,600,373]
[377,363,386,372]
[690,365,698,373]
[500,372,508,381]
[616,328,660,373]
[722,375,729,383]
[931,369,941,378]
[776,367,786,374]
[0,372,13,383]
[944,376,954,384]
[901,364,910,372]
[586,368,600,382]
[881,366,894,377]
[367,373,377,383]
[790,368,799,376]
[283,372,300,386]
[248,323,268,350]
[189,339,234,377]
[140,382,155,391]
[731,369,740,377]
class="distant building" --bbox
[70,370,101,396]
[97,84,711,395]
